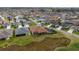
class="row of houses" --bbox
[0,11,79,40]
[34,14,79,31]
[0,25,55,40]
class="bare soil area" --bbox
[0,37,70,51]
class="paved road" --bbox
[53,28,79,39]
[61,30,79,38]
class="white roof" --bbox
[15,16,19,20]
[57,26,62,30]
[16,19,20,22]
[0,15,2,18]
[24,24,29,28]
[18,25,23,28]
[6,25,11,29]
[37,23,42,26]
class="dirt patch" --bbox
[0,37,71,51]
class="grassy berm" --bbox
[0,32,71,51]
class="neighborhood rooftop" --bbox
[30,26,48,33]
[0,8,78,39]
[0,29,13,39]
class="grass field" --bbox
[0,31,71,51]
[56,43,79,51]
[55,30,79,51]
[73,31,79,35]
[0,35,33,48]
[0,32,71,51]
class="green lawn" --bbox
[0,35,33,48]
[0,25,4,29]
[0,31,61,48]
[55,30,79,51]
[73,32,79,35]
[11,24,17,29]
[30,22,36,26]
[56,43,79,51]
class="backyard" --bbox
[0,31,71,51]
[55,30,79,51]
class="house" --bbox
[48,16,61,26]
[0,21,3,24]
[15,16,19,20]
[37,23,42,26]
[30,26,48,35]
[0,29,13,40]
[57,26,62,30]
[7,15,13,21]
[16,18,31,26]
[18,24,23,28]
[72,26,79,32]
[15,18,20,22]
[50,16,61,21]
[15,27,29,36]
[64,20,79,26]
[65,15,78,20]
[2,22,10,28]
[24,24,29,28]
[45,27,57,34]
[71,20,79,26]
[15,15,23,22]
[16,22,23,28]
[37,18,45,22]
[0,15,4,21]
[61,22,73,29]
[20,19,31,26]
[6,25,11,29]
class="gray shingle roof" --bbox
[0,29,13,39]
[15,27,29,36]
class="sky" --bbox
[0,0,79,7]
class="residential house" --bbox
[30,26,48,35]
[15,27,29,36]
[37,18,46,22]
[61,22,73,29]
[65,20,79,26]
[0,29,13,40]
[65,15,79,20]
[48,16,61,27]
[2,22,10,28]
[7,15,13,21]
[72,26,79,32]
[61,19,79,29]
[46,28,57,34]
[71,20,79,26]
